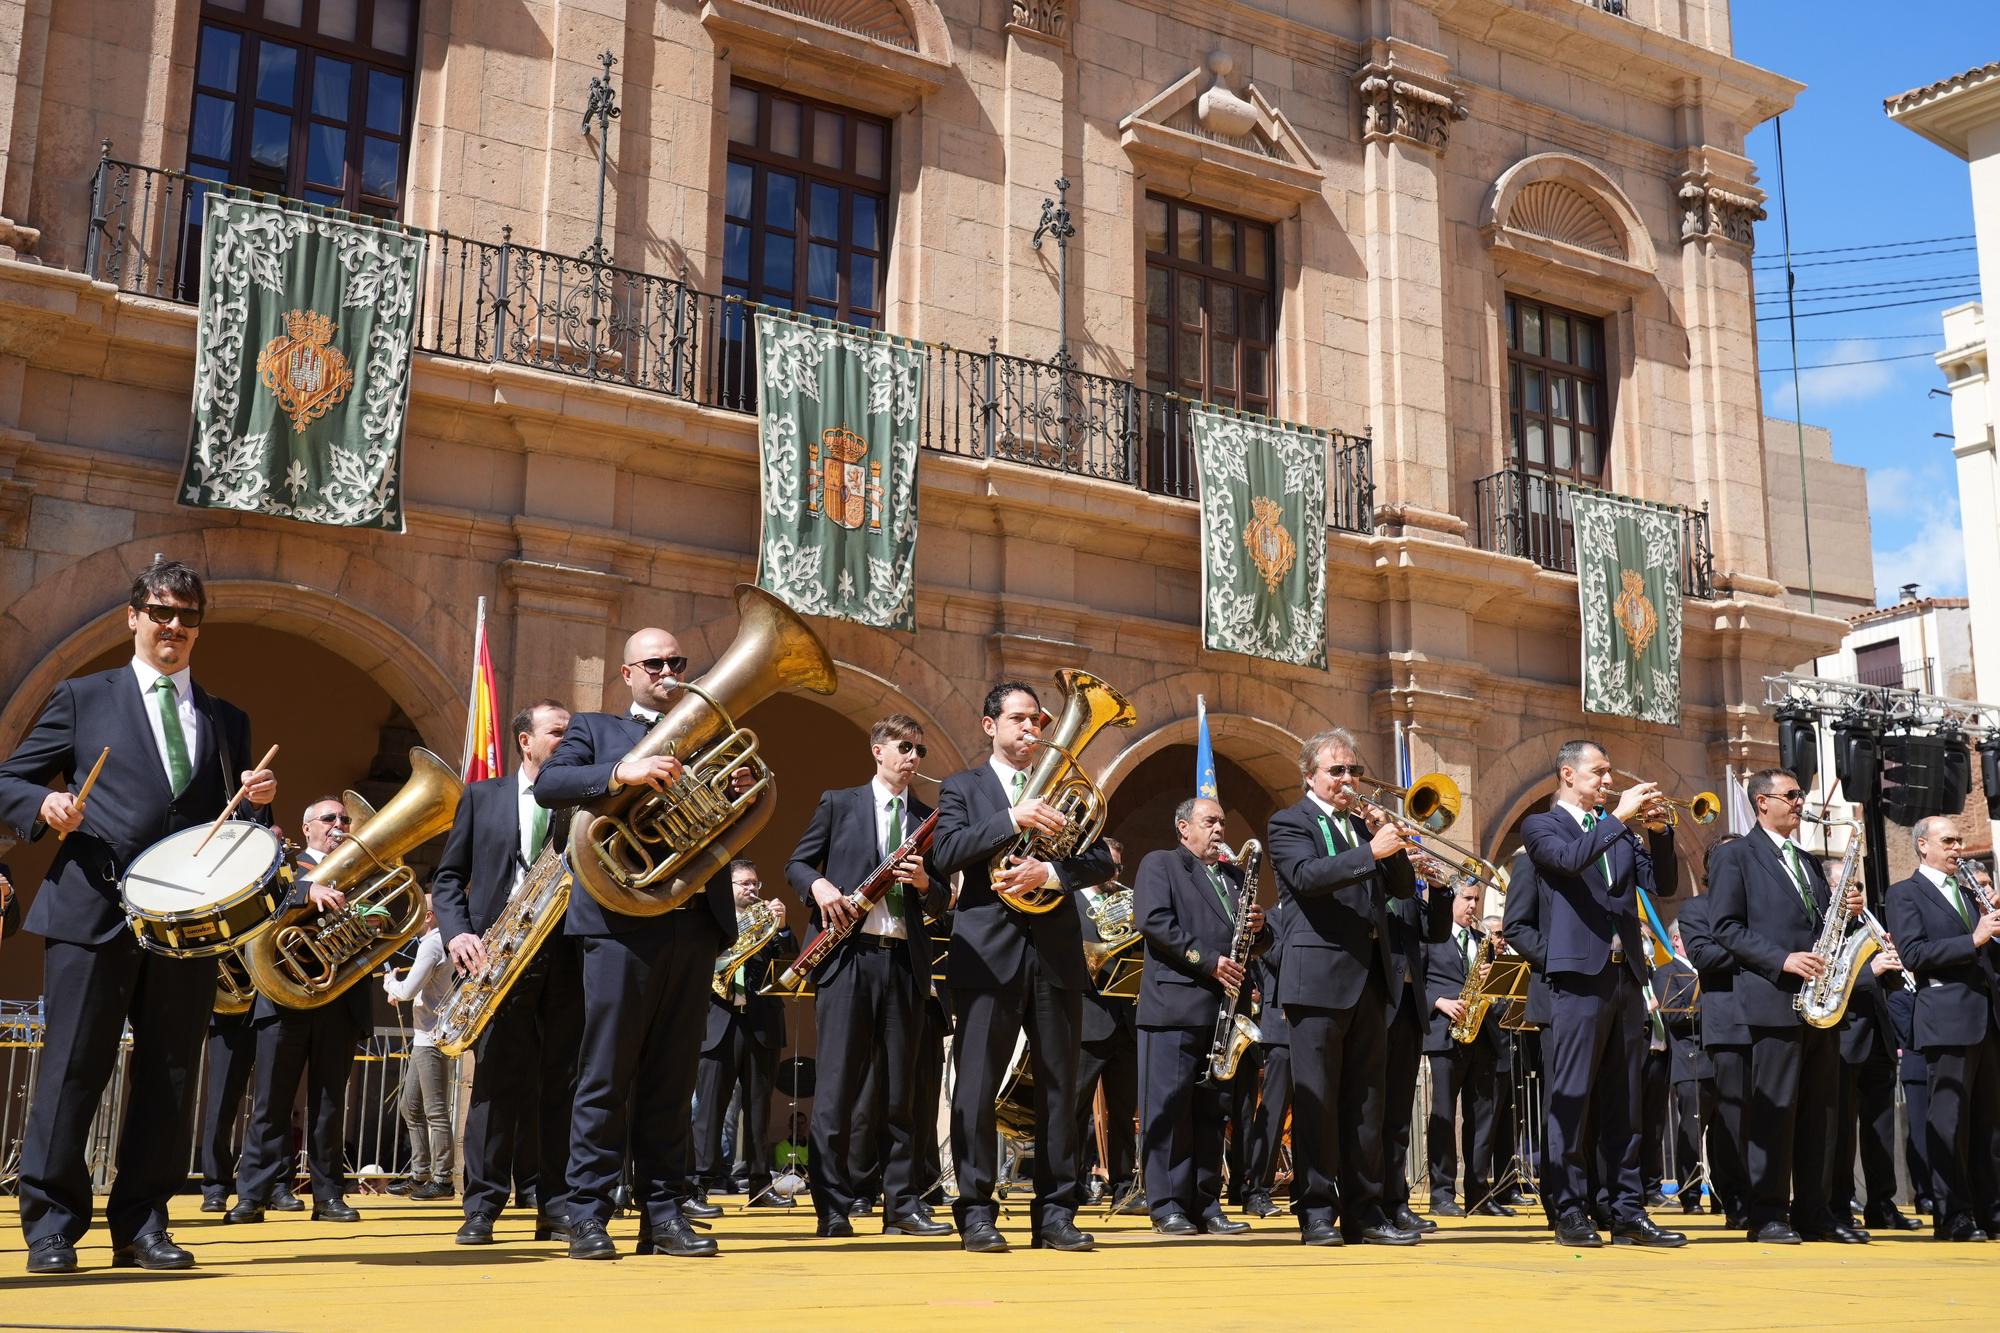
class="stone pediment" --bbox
[1118,52,1324,214]
[701,0,953,113]
[1481,152,1657,288]
[755,0,915,49]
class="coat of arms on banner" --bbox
[807,425,884,532]
[1243,496,1297,593]
[257,309,354,433]
[1614,569,1659,655]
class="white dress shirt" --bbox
[989,754,1031,800]
[516,767,543,893]
[861,776,912,940]
[131,657,198,785]
[1916,861,1974,915]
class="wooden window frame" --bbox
[1141,193,1277,415]
[1505,293,1610,485]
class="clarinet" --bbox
[1202,839,1264,1083]
[764,810,939,996]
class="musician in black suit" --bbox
[1676,878,1749,1226]
[0,560,275,1275]
[227,795,375,1226]
[785,714,949,1236]
[693,859,794,1209]
[912,909,954,1209]
[1266,728,1418,1247]
[1832,950,1920,1231]
[1520,740,1683,1248]
[1500,849,1558,1221]
[1651,930,1709,1217]
[1075,838,1143,1214]
[1709,767,1863,1243]
[934,681,1114,1254]
[1425,880,1506,1218]
[1131,797,1269,1235]
[533,625,746,1260]
[432,698,580,1245]
[1240,900,1289,1218]
[1884,816,2000,1241]
[197,982,261,1213]
[1386,865,1455,1230]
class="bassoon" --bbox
[763,809,939,996]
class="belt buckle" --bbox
[1609,947,1624,965]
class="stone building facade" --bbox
[0,0,1843,999]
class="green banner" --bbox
[182,194,422,530]
[1191,405,1326,668]
[1572,488,1683,725]
[754,310,921,630]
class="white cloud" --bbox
[1867,464,1951,520]
[1874,519,1969,604]
[1764,339,1910,414]
[1864,460,1967,603]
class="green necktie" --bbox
[1945,876,1973,929]
[1582,811,1613,885]
[884,796,905,921]
[1010,770,1027,802]
[1203,864,1235,919]
[1317,812,1346,856]
[1782,841,1816,918]
[1462,927,1476,968]
[528,801,550,858]
[153,676,192,796]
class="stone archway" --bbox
[1099,711,1306,887]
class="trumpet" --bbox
[1607,771,1720,830]
[1349,771,1502,889]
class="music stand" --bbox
[1655,967,1701,1017]
[1470,960,1540,1214]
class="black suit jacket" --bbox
[1885,871,2000,1050]
[1708,832,1829,1028]
[431,773,526,943]
[0,666,257,946]
[783,783,945,984]
[1677,893,1748,1049]
[704,924,795,1051]
[1499,851,1555,1029]
[1267,797,1415,1010]
[1133,847,1269,1030]
[1520,805,1675,986]
[931,761,1113,992]
[1389,879,1453,1001]
[532,709,735,942]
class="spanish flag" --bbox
[460,596,504,783]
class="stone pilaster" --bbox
[503,537,632,715]
[1001,12,1069,359]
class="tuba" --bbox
[989,669,1137,914]
[569,584,838,917]
[1082,883,1144,998]
[239,748,461,1010]
[432,845,570,1058]
[213,951,256,1015]
[714,899,784,998]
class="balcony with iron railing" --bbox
[1470,467,1717,600]
[81,150,1374,534]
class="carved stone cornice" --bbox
[1677,172,1766,249]
[1354,61,1467,154]
[1008,1,1069,46]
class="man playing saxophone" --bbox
[1424,880,1506,1218]
[1132,797,1269,1236]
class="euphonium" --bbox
[240,748,462,1009]
[432,845,570,1058]
[213,951,256,1015]
[990,669,1137,914]
[569,584,838,917]
[1795,812,1881,1029]
[1450,932,1497,1043]
[1082,882,1144,998]
[714,898,783,998]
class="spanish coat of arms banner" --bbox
[182,194,422,531]
[1571,487,1684,725]
[753,309,922,631]
[1190,405,1327,669]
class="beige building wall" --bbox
[1762,417,1875,623]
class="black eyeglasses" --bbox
[1761,789,1807,804]
[313,813,353,826]
[137,603,203,628]
[891,740,928,759]
[626,656,688,677]
[1323,764,1366,778]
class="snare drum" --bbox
[121,820,288,958]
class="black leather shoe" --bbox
[1611,1216,1687,1248]
[386,1177,417,1196]
[1554,1210,1602,1248]
[644,1217,719,1257]
[113,1232,194,1271]
[1751,1221,1801,1244]
[1939,1213,1985,1242]
[818,1214,855,1239]
[26,1237,78,1275]
[410,1180,454,1201]
[747,1194,795,1209]
[1431,1198,1467,1218]
[1644,1190,1673,1209]
[1800,1223,1869,1244]
[1394,1205,1437,1233]
[456,1212,497,1245]
[849,1198,876,1216]
[1473,1200,1517,1218]
[515,1186,540,1212]
[201,1187,228,1213]
[568,1219,618,1259]
[1680,1199,1705,1215]
[313,1197,360,1222]
[533,1214,571,1243]
[1357,1223,1420,1246]
[1202,1214,1250,1235]
[1152,1212,1198,1236]
[1301,1219,1343,1246]
[1497,1190,1532,1207]
[961,1221,1009,1253]
[1113,1190,1150,1216]
[1865,1208,1922,1232]
[682,1194,724,1220]
[1243,1192,1280,1219]
[270,1187,305,1212]
[224,1201,264,1224]
[883,1211,952,1236]
[1033,1219,1094,1251]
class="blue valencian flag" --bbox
[1195,695,1217,800]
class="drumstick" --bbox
[56,747,110,843]
[193,743,279,857]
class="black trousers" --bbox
[1285,977,1389,1234]
[1831,1049,1899,1217]
[199,1011,258,1190]
[950,955,1083,1232]
[462,940,583,1219]
[1923,1027,2000,1226]
[1245,1042,1290,1196]
[1544,965,1645,1222]
[1220,1043,1260,1204]
[1138,1024,1231,1222]
[237,1008,360,1204]
[1381,983,1424,1213]
[1640,1045,1670,1193]
[566,911,717,1228]
[1427,1043,1498,1204]
[812,942,922,1221]
[1707,1045,1751,1219]
[19,936,212,1246]
[1076,1025,1139,1198]
[848,1037,883,1199]
[695,1004,778,1194]
[1902,1053,1933,1208]
[1743,1023,1840,1230]
[912,997,947,1201]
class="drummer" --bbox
[0,558,277,1275]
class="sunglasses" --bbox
[1322,764,1367,778]
[626,655,689,677]
[1762,789,1807,803]
[137,602,204,628]
[889,739,928,759]
[313,812,353,826]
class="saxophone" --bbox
[713,898,783,998]
[1795,813,1881,1029]
[1203,840,1264,1083]
[1450,931,1497,1043]
[432,845,571,1058]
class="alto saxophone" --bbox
[1795,812,1881,1029]
[714,898,783,998]
[1203,840,1264,1083]
[432,845,571,1058]
[1449,932,1496,1043]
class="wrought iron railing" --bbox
[81,150,1373,530]
[1471,468,1715,599]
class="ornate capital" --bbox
[1677,174,1766,249]
[1355,66,1467,154]
[1008,1,1068,43]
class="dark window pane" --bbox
[372,0,413,56]
[318,0,358,40]
[849,253,878,306]
[1522,304,1542,356]
[192,94,236,162]
[197,25,240,92]
[725,161,753,219]
[1524,369,1543,414]
[250,108,291,171]
[1577,322,1598,370]
[1212,285,1237,337]
[1577,389,1597,428]
[724,222,750,283]
[851,194,879,251]
[1579,430,1600,476]
[257,41,298,104]
[360,135,399,199]
[729,86,758,146]
[855,120,885,180]
[305,187,342,207]
[1176,206,1200,261]
[762,232,795,292]
[1145,266,1168,315]
[808,301,837,320]
[1211,338,1235,391]
[1509,362,1519,409]
[1177,274,1201,324]
[1245,225,1270,279]
[770,99,801,157]
[209,0,245,9]
[1147,323,1168,379]
[306,123,346,187]
[1245,344,1267,397]
[1245,291,1270,337]
[1550,315,1570,363]
[312,56,351,119]
[1178,329,1201,380]
[813,109,844,169]
[1145,197,1168,254]
[765,172,797,230]
[809,183,840,241]
[366,70,404,134]
[808,243,839,301]
[1550,376,1569,420]
[1212,218,1237,272]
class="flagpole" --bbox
[461,595,486,776]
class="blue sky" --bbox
[1735,5,1997,607]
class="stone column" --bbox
[0,0,50,258]
[1001,4,1070,359]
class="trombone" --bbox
[1351,772,1503,889]
[1607,771,1721,831]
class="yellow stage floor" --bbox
[0,1195,1991,1330]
